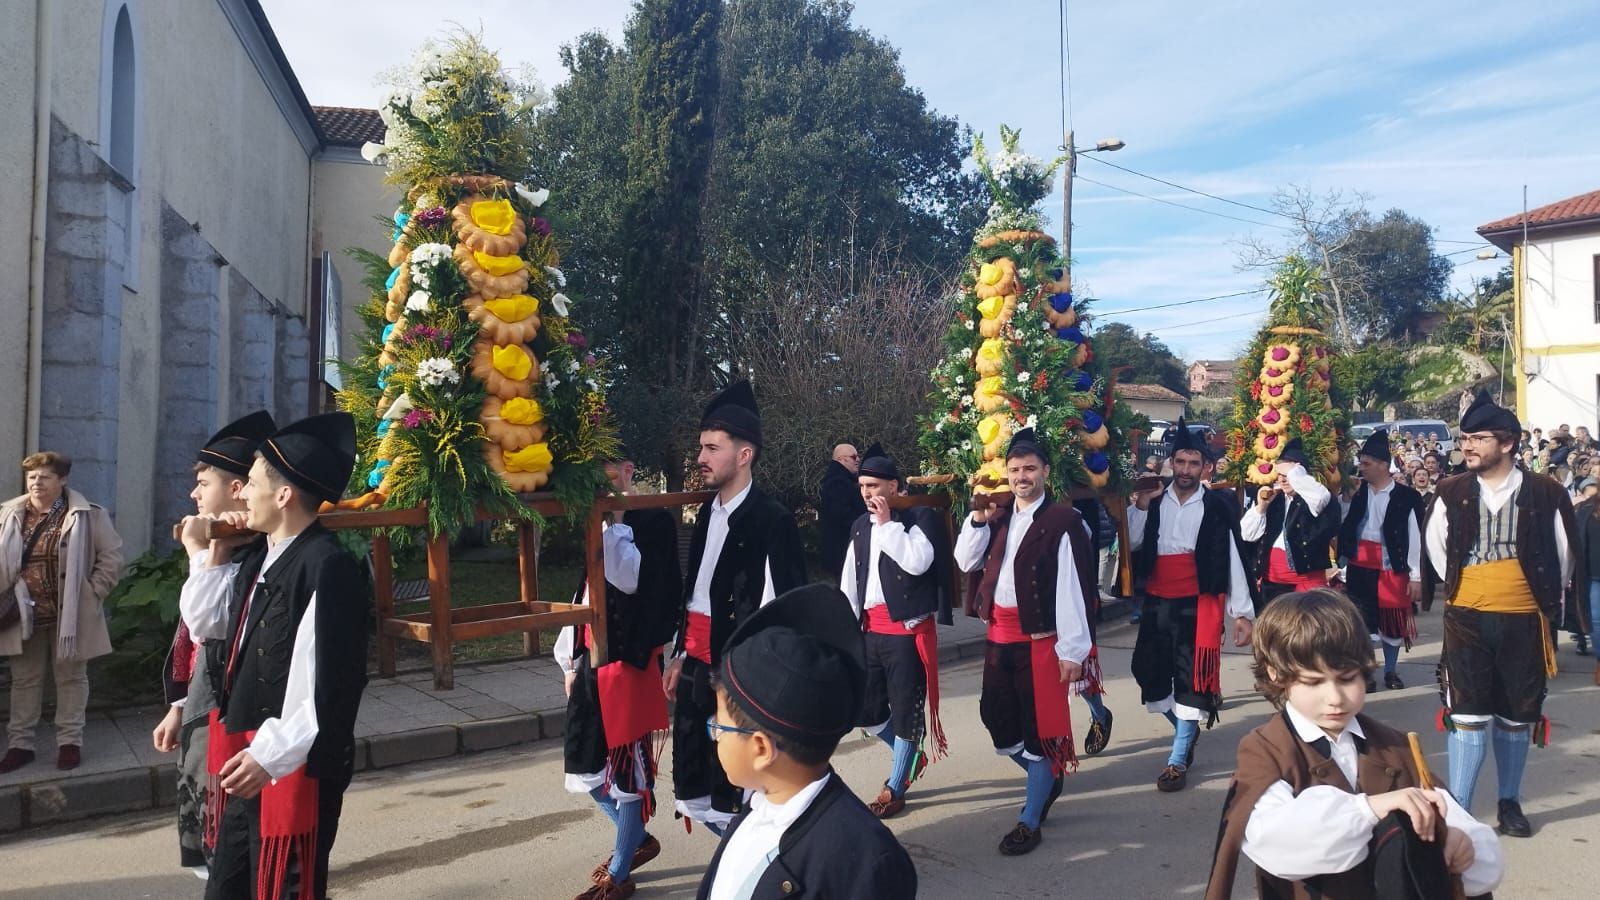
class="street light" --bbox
[1061,130,1125,283]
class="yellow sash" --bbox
[1451,559,1556,677]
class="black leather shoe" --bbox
[1040,773,1065,823]
[1497,799,1533,837]
[998,823,1042,856]
[1084,708,1114,755]
[1384,671,1405,690]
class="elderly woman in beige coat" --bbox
[0,452,123,773]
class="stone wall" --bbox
[37,116,127,514]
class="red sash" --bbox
[590,635,669,821]
[170,622,197,685]
[684,612,713,664]
[1268,547,1328,591]
[1148,553,1199,599]
[989,607,1077,775]
[1356,541,1417,645]
[204,710,318,900]
[864,604,947,760]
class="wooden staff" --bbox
[170,518,253,542]
[1407,732,1469,900]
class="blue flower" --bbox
[1083,410,1104,433]
[385,266,401,291]
[382,323,395,343]
[1084,451,1110,474]
[1056,325,1084,343]
[1049,291,1074,313]
[367,459,392,489]
[377,420,392,436]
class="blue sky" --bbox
[265,0,1600,361]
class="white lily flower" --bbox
[381,393,414,421]
[549,293,570,316]
[543,265,567,288]
[405,291,432,313]
[360,142,388,163]
[514,183,550,208]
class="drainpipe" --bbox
[25,0,55,454]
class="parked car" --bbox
[1349,419,1456,454]
[1145,420,1173,443]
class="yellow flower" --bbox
[978,338,1007,365]
[492,344,533,380]
[473,250,525,277]
[976,375,1004,397]
[500,397,544,425]
[483,294,539,322]
[470,199,517,236]
[977,295,1005,319]
[503,442,553,473]
[978,262,1003,286]
[977,417,1000,445]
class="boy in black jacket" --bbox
[697,584,916,900]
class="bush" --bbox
[95,549,188,701]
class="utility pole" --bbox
[1062,128,1075,277]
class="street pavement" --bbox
[2,612,1597,899]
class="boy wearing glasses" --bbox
[1427,391,1578,838]
[699,584,915,900]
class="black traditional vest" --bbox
[848,507,940,622]
[573,508,684,670]
[1133,490,1236,596]
[1254,492,1339,578]
[678,486,807,665]
[1336,482,1422,574]
[209,524,370,781]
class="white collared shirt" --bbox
[1239,465,1331,551]
[553,522,644,674]
[953,495,1093,663]
[1351,480,1423,582]
[1243,704,1503,895]
[1126,489,1255,621]
[839,516,935,621]
[708,773,832,900]
[688,482,777,616]
[1424,466,1571,582]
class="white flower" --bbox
[961,395,973,408]
[960,347,974,360]
[405,291,432,313]
[961,440,973,451]
[1016,371,1030,383]
[545,373,563,391]
[1025,414,1039,429]
[381,393,414,421]
[964,319,975,330]
[409,242,452,265]
[515,183,550,208]
[360,142,388,163]
[414,194,439,212]
[549,292,570,316]
[543,265,566,288]
[567,359,580,374]
[416,357,460,388]
[935,420,945,432]
[585,379,599,391]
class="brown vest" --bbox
[1433,470,1575,618]
[964,494,1094,634]
[1206,712,1416,900]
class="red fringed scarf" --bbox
[865,605,947,760]
[1354,540,1417,648]
[170,622,197,685]
[593,637,670,822]
[1148,554,1225,697]
[990,607,1078,776]
[204,710,319,900]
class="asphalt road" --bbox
[3,615,1597,899]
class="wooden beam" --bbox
[585,500,608,666]
[379,618,432,642]
[319,505,429,530]
[453,610,593,642]
[426,530,454,690]
[371,532,397,677]
[518,518,541,658]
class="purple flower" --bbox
[402,408,435,429]
[584,353,597,366]
[566,332,588,349]
[415,206,449,228]
[530,217,552,237]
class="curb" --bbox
[0,598,1138,834]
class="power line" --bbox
[1075,174,1295,231]
[1140,307,1267,333]
[1078,154,1292,221]
[1092,287,1269,316]
[1057,0,1073,135]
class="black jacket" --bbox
[696,770,917,900]
[1251,491,1340,579]
[208,524,370,783]
[679,485,807,665]
[1336,482,1424,575]
[847,506,952,624]
[818,462,866,576]
[574,508,683,669]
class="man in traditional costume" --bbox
[839,444,952,818]
[555,450,683,899]
[1127,423,1255,793]
[1427,391,1577,837]
[178,413,368,900]
[665,381,808,834]
[954,428,1094,856]
[1337,430,1425,690]
[155,411,275,879]
[1241,438,1339,609]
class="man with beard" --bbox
[1241,439,1339,612]
[953,428,1095,856]
[818,444,865,578]
[1427,391,1577,838]
[1336,430,1425,690]
[665,381,807,835]
[1127,422,1255,793]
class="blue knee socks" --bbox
[1448,723,1489,812]
[1492,722,1531,803]
[1168,718,1199,768]
[888,737,918,799]
[609,798,646,881]
[875,727,895,750]
[1381,641,1399,673]
[1082,690,1110,725]
[1014,752,1056,830]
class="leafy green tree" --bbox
[1089,322,1190,397]
[1330,344,1408,411]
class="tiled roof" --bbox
[1115,382,1187,402]
[313,106,385,147]
[1193,359,1237,371]
[1478,188,1600,236]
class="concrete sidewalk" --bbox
[2,601,1119,833]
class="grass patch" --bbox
[1404,349,1472,400]
[386,554,583,666]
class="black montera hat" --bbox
[1005,427,1048,463]
[257,412,357,504]
[1279,437,1309,466]
[717,584,866,745]
[1358,430,1392,464]
[858,442,898,481]
[1459,389,1519,435]
[196,410,277,478]
[701,380,763,447]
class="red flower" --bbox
[1034,371,1048,391]
[1249,381,1263,400]
[1264,434,1279,449]
[1268,385,1284,397]
[1271,347,1290,362]
[1300,414,1315,433]
[1263,409,1281,424]
[1265,367,1282,378]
